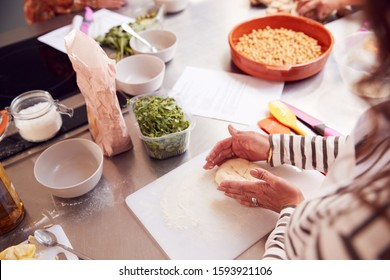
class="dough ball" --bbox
[215,158,259,186]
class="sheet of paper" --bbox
[172,67,284,126]
[38,9,133,54]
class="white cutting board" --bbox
[126,151,324,260]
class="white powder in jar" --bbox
[14,102,62,142]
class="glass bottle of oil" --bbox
[0,162,25,235]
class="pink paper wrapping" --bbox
[64,29,133,156]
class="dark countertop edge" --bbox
[0,13,77,48]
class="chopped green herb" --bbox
[134,96,189,137]
[95,22,145,61]
[133,96,191,159]
[96,9,162,61]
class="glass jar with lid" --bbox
[0,90,73,142]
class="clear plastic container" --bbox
[128,90,195,159]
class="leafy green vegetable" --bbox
[133,96,191,159]
[95,22,145,61]
[134,96,189,137]
[95,11,161,61]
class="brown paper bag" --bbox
[64,29,133,156]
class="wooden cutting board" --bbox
[126,151,324,260]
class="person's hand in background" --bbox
[87,0,127,9]
[295,0,362,21]
[24,0,127,24]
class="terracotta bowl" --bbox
[228,14,334,81]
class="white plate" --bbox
[22,225,78,260]
[38,9,133,54]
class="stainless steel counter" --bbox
[0,0,365,259]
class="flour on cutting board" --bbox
[160,171,217,231]
[160,167,270,238]
[125,151,325,260]
[161,182,202,230]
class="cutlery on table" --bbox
[34,229,93,260]
[281,101,342,136]
[121,23,158,53]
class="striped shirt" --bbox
[263,100,390,260]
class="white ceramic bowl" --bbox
[155,0,188,13]
[34,138,103,198]
[130,29,177,63]
[116,54,165,96]
[333,31,377,95]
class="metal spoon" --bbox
[34,229,93,260]
[121,23,158,53]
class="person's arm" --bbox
[262,206,296,259]
[24,0,126,24]
[73,0,127,10]
[269,134,348,173]
[24,0,57,24]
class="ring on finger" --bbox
[251,197,259,207]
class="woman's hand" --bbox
[218,167,304,213]
[95,0,127,9]
[295,0,343,20]
[203,124,270,170]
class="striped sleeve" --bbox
[268,134,348,172]
[262,206,295,260]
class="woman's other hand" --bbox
[24,0,127,24]
[295,0,342,20]
[94,0,127,9]
[218,167,304,213]
[203,124,270,170]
